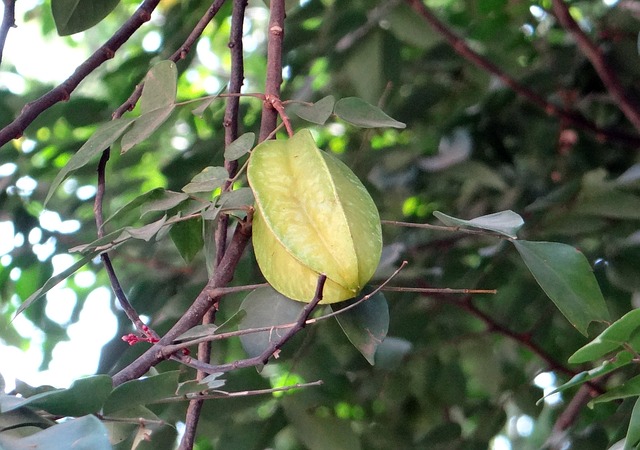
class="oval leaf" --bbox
[331,290,389,365]
[0,415,112,450]
[103,371,180,415]
[140,60,178,113]
[120,105,175,154]
[238,287,305,360]
[248,129,382,303]
[334,97,405,129]
[224,132,255,161]
[434,210,524,238]
[294,95,335,125]
[569,308,640,363]
[169,217,203,263]
[513,240,610,336]
[182,166,228,193]
[52,0,120,36]
[45,117,135,205]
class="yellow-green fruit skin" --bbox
[247,129,382,304]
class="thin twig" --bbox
[405,0,640,147]
[112,215,253,385]
[201,274,327,373]
[551,0,640,132]
[258,0,286,141]
[113,0,227,118]
[381,219,507,238]
[153,380,324,404]
[0,0,161,146]
[0,0,16,66]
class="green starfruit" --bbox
[247,129,382,303]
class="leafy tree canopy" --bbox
[1,0,640,449]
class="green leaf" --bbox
[294,96,335,125]
[541,351,633,402]
[103,371,180,414]
[140,190,190,217]
[0,416,111,450]
[52,0,120,36]
[434,210,524,238]
[123,215,168,241]
[182,166,229,193]
[283,399,362,450]
[334,97,405,129]
[625,397,640,450]
[139,60,177,114]
[45,116,135,205]
[238,287,305,360]
[0,375,112,416]
[331,290,389,365]
[169,217,204,262]
[591,373,640,406]
[569,309,640,363]
[16,253,97,317]
[224,132,255,161]
[218,187,254,211]
[103,188,165,226]
[373,336,413,370]
[120,105,175,153]
[513,240,609,335]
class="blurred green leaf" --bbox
[0,375,112,416]
[334,97,406,129]
[569,309,640,363]
[543,351,633,401]
[224,132,255,161]
[0,415,111,450]
[294,95,335,125]
[182,166,229,193]
[169,217,203,262]
[120,105,175,154]
[513,240,609,335]
[238,286,305,360]
[434,210,524,238]
[331,290,389,365]
[591,374,640,406]
[625,397,640,450]
[140,61,177,114]
[45,117,135,205]
[140,190,190,217]
[52,0,119,35]
[103,371,180,415]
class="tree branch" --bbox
[182,1,246,448]
[113,0,227,118]
[201,274,327,373]
[258,0,286,141]
[111,215,252,386]
[0,0,16,66]
[551,0,640,132]
[0,0,161,147]
[405,0,640,147]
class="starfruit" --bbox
[247,129,382,303]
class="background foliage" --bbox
[1,0,640,449]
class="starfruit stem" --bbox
[265,94,293,137]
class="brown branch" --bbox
[551,0,640,132]
[258,0,286,141]
[200,274,327,373]
[405,0,640,147]
[113,0,227,118]
[181,1,246,448]
[112,215,253,385]
[0,0,161,147]
[0,0,16,66]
